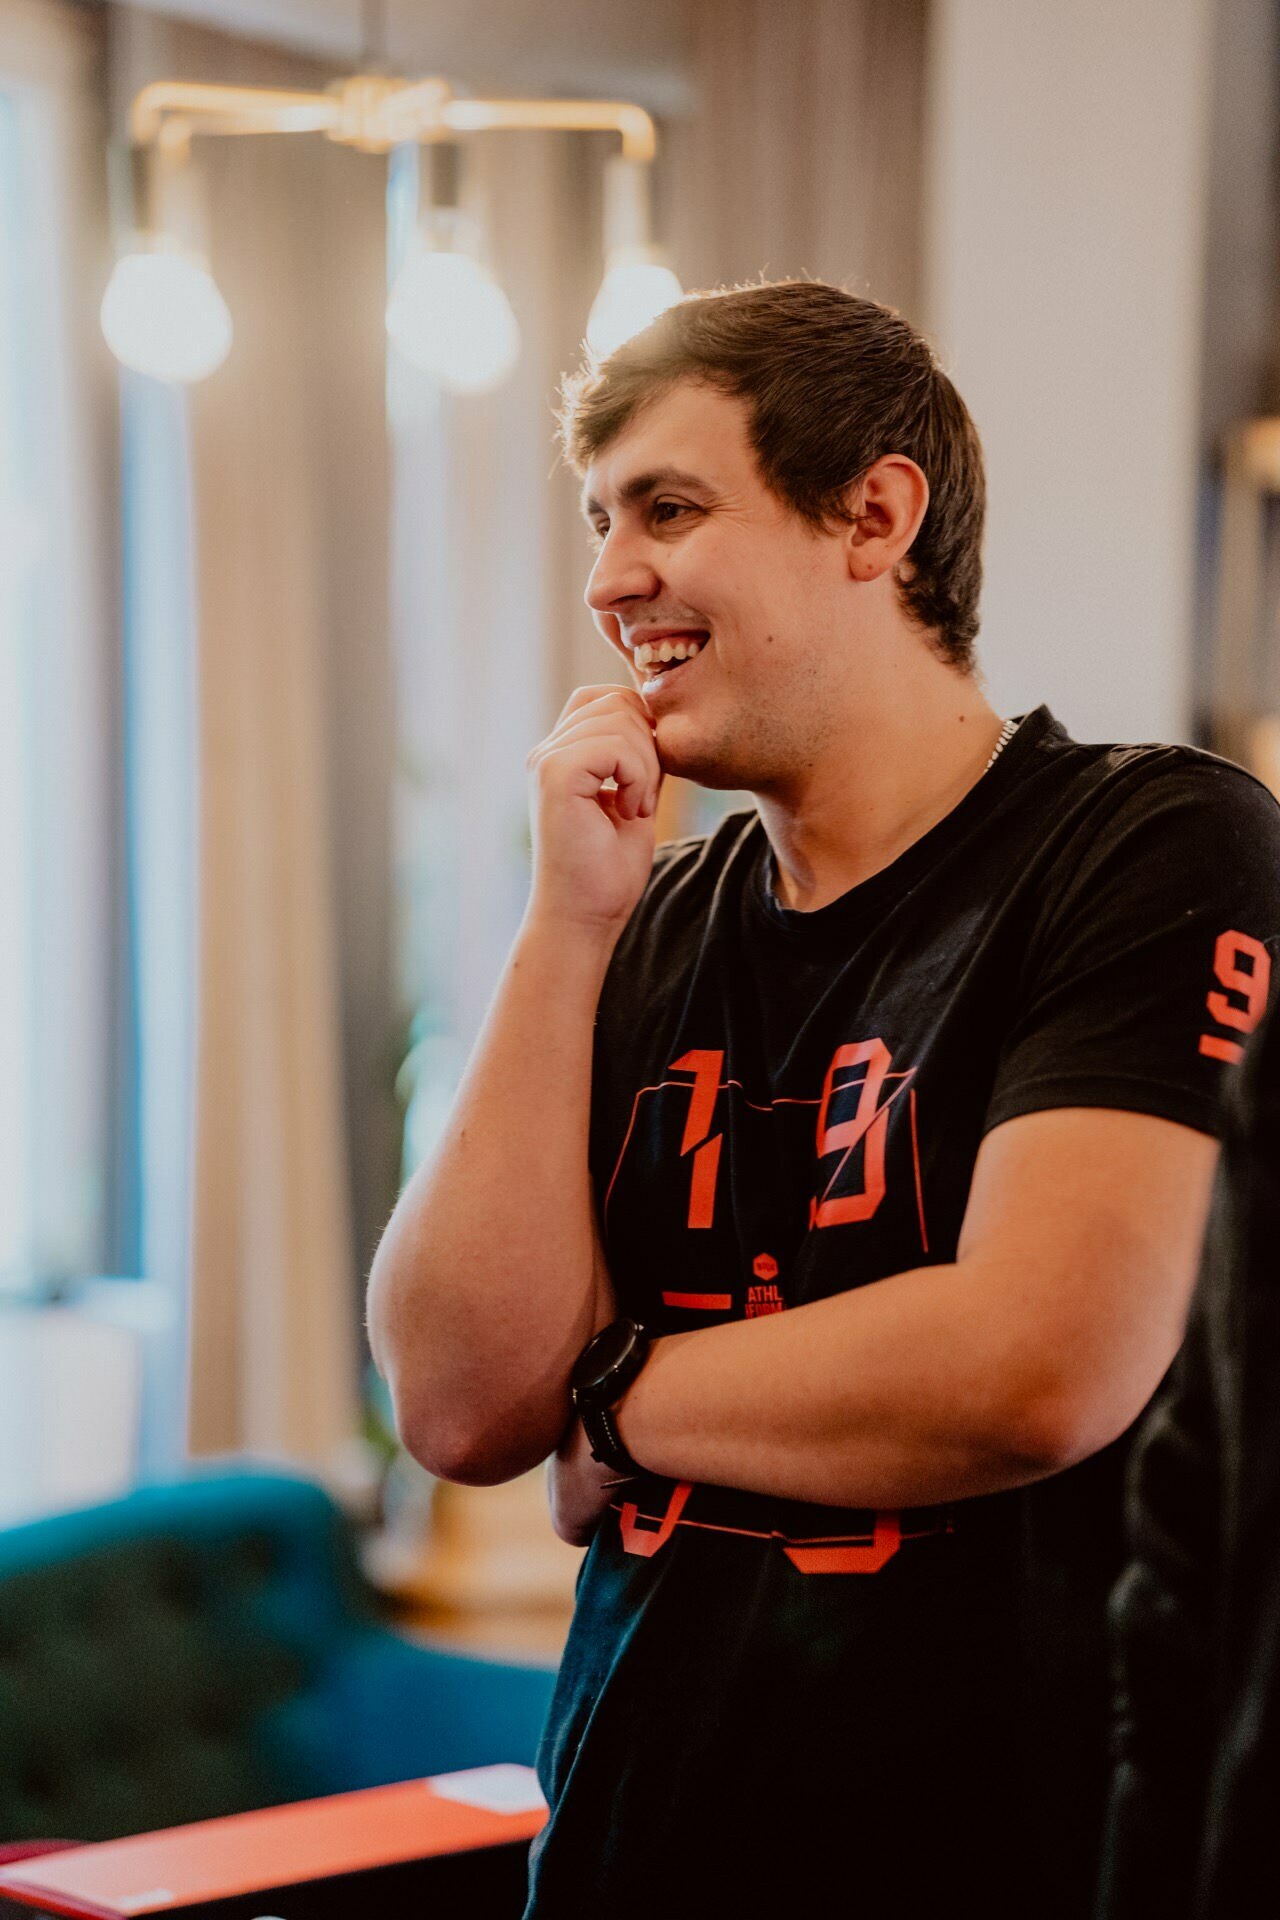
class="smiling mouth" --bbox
[632,632,709,691]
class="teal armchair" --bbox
[0,1468,556,1846]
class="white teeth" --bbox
[632,635,705,673]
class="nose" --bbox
[584,525,662,617]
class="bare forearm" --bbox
[367,913,616,1482]
[610,1111,1213,1510]
[615,1252,1182,1510]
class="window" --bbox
[0,14,118,1294]
[0,86,35,1293]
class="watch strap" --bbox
[581,1401,643,1477]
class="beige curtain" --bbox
[109,9,387,1465]
[390,125,607,1061]
[667,0,927,318]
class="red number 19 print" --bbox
[671,1049,725,1229]
[810,1038,894,1229]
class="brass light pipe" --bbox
[405,93,657,163]
[130,83,343,147]
[129,77,657,163]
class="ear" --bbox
[844,456,930,584]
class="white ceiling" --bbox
[119,0,697,115]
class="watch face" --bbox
[573,1318,642,1398]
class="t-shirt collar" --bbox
[751,705,1061,938]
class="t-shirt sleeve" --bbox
[984,756,1280,1138]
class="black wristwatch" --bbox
[570,1317,651,1476]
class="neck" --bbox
[757,663,1003,914]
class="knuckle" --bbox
[560,683,615,719]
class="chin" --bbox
[654,720,750,791]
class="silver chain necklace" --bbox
[982,715,1018,776]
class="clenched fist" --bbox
[525,685,664,936]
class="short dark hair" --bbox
[558,280,985,669]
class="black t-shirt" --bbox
[525,707,1280,1920]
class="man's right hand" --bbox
[525,685,664,935]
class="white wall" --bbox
[924,0,1214,744]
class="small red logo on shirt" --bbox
[746,1283,784,1317]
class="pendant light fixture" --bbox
[102,66,680,391]
[100,140,232,384]
[586,153,683,359]
[384,140,520,394]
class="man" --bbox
[1099,995,1280,1919]
[367,282,1280,1918]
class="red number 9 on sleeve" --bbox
[1199,929,1272,1063]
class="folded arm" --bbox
[367,685,662,1487]
[366,915,616,1485]
[551,1106,1218,1540]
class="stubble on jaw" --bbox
[652,645,835,795]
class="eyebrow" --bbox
[581,466,715,521]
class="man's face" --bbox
[581,380,859,791]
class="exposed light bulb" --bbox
[586,255,683,359]
[386,246,520,394]
[100,248,232,384]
